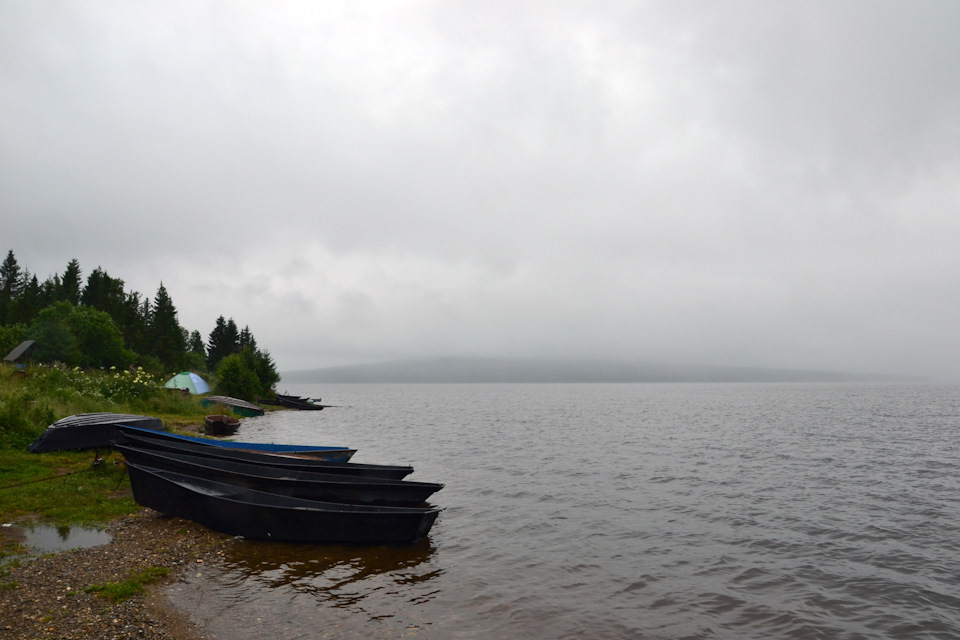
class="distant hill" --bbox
[280,357,925,384]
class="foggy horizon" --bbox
[4,2,960,382]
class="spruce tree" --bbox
[0,250,22,325]
[60,259,82,305]
[149,283,186,371]
[206,316,229,369]
[15,272,41,325]
[188,330,206,357]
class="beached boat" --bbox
[28,413,164,453]
[199,395,265,417]
[116,425,355,461]
[116,444,443,506]
[203,414,240,437]
[275,394,327,410]
[124,461,440,544]
[117,429,413,479]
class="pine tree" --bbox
[60,259,82,305]
[0,250,22,325]
[188,330,206,357]
[14,272,41,325]
[0,250,22,295]
[206,315,241,370]
[239,325,257,352]
[149,283,185,371]
[225,318,240,353]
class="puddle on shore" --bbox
[1,523,112,555]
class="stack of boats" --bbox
[115,426,442,545]
[29,414,442,545]
[272,393,328,410]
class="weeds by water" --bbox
[84,566,170,602]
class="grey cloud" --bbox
[2,1,959,379]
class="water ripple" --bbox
[166,383,960,639]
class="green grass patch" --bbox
[84,566,170,602]
[0,449,139,526]
[0,363,208,526]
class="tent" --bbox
[164,371,211,394]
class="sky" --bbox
[2,1,960,380]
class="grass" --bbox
[0,363,209,526]
[0,449,138,526]
[84,566,171,602]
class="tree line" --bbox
[0,250,279,399]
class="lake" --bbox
[166,383,960,639]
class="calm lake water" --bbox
[166,383,960,639]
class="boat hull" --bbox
[203,414,240,437]
[276,394,326,410]
[200,395,265,417]
[125,462,439,544]
[28,413,164,453]
[116,444,443,506]
[117,425,355,461]
[118,429,413,479]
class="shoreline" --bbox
[0,509,233,639]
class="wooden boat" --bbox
[28,413,164,453]
[116,444,443,506]
[199,395,265,417]
[117,425,355,461]
[118,429,413,479]
[124,461,440,544]
[275,394,327,410]
[204,414,240,437]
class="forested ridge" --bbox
[0,250,278,399]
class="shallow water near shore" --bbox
[166,383,960,639]
[2,523,111,556]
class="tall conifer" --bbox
[149,283,185,371]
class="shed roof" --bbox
[3,340,35,362]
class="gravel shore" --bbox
[0,509,234,640]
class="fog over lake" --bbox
[3,1,960,380]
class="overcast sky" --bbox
[3,1,960,380]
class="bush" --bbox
[214,354,260,401]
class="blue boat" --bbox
[116,425,356,462]
[118,429,412,479]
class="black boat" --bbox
[125,461,440,544]
[28,413,164,453]
[275,394,327,410]
[116,425,356,461]
[116,444,443,506]
[117,429,414,480]
[204,414,240,437]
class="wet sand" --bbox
[0,509,234,639]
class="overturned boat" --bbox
[125,461,440,544]
[28,413,164,453]
[199,395,265,417]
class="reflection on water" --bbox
[220,537,439,594]
[167,538,441,638]
[2,523,112,556]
